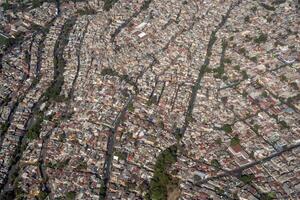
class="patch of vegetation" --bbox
[234,65,240,71]
[149,145,178,200]
[222,124,232,133]
[76,7,97,16]
[127,101,134,112]
[261,191,276,200]
[273,0,286,5]
[141,0,152,10]
[213,67,225,79]
[54,196,64,200]
[214,39,228,79]
[24,50,30,65]
[261,91,268,98]
[103,0,119,11]
[158,120,165,130]
[101,67,118,76]
[254,32,268,44]
[290,82,299,91]
[1,0,10,11]
[14,183,25,200]
[211,159,221,170]
[4,32,24,50]
[0,34,9,47]
[251,6,257,13]
[215,138,222,145]
[1,122,9,133]
[249,151,255,159]
[241,70,249,79]
[260,3,276,11]
[239,173,255,184]
[238,47,246,55]
[99,180,107,199]
[31,23,49,33]
[120,74,130,82]
[250,56,258,63]
[221,96,228,104]
[267,17,273,23]
[65,191,76,200]
[280,75,287,82]
[44,17,77,103]
[173,128,183,142]
[278,120,289,129]
[114,150,127,161]
[230,135,240,146]
[47,158,70,169]
[147,95,158,106]
[224,58,232,64]
[244,16,250,23]
[27,113,44,141]
[75,161,88,170]
[36,190,48,200]
[215,187,225,196]
[222,75,228,81]
[32,0,43,8]
[253,124,260,134]
[205,67,213,73]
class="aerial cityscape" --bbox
[0,0,299,199]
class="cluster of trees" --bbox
[46,158,70,169]
[222,124,232,133]
[148,145,178,200]
[101,67,137,90]
[101,67,118,76]
[230,135,240,146]
[65,191,76,200]
[103,0,119,11]
[27,113,43,141]
[76,7,97,16]
[254,32,268,44]
[239,173,255,184]
[0,35,9,47]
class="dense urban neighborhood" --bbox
[0,0,299,199]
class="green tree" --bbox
[254,33,268,44]
[230,135,240,146]
[211,159,221,170]
[261,191,276,200]
[240,173,255,184]
[65,191,76,200]
[149,145,178,200]
[222,124,232,133]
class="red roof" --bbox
[231,144,242,153]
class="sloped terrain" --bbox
[0,0,299,199]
